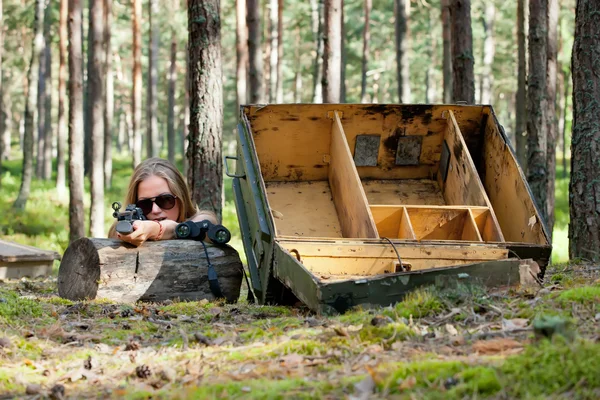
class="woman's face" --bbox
[136,175,181,222]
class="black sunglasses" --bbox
[136,193,177,215]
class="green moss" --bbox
[451,367,501,396]
[358,323,413,343]
[388,288,444,319]
[501,338,600,397]
[44,296,74,306]
[557,286,600,305]
[0,289,45,323]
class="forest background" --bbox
[0,0,576,265]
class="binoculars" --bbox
[175,220,231,245]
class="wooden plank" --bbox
[438,111,488,206]
[0,239,60,262]
[277,240,508,260]
[244,104,485,181]
[481,111,549,245]
[299,256,507,276]
[370,207,405,238]
[399,207,416,240]
[265,181,343,238]
[462,210,483,241]
[328,111,378,239]
[471,209,503,242]
[406,208,468,241]
[362,179,446,205]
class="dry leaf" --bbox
[502,318,529,331]
[445,324,458,336]
[472,338,523,355]
[398,375,417,390]
[333,326,349,337]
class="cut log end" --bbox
[58,239,243,304]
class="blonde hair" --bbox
[124,157,197,222]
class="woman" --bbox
[109,157,218,246]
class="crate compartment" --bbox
[406,207,482,241]
[362,179,446,206]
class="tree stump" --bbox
[58,238,243,303]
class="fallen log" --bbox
[58,238,243,303]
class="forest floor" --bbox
[0,262,599,399]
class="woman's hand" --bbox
[117,220,161,247]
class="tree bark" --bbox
[526,0,548,227]
[68,0,85,242]
[235,0,247,112]
[183,51,190,177]
[450,0,474,104]
[569,0,600,261]
[322,0,341,103]
[103,0,113,189]
[56,0,68,197]
[0,0,3,187]
[441,0,452,103]
[395,0,410,103]
[88,0,105,238]
[310,0,324,103]
[36,4,48,180]
[13,0,44,210]
[360,0,371,103]
[276,0,283,103]
[340,0,346,103]
[544,0,558,239]
[293,25,302,103]
[58,239,243,303]
[131,0,142,167]
[146,0,159,159]
[480,2,494,104]
[516,0,528,171]
[268,0,277,102]
[561,68,569,179]
[188,0,223,219]
[42,2,53,181]
[167,0,178,164]
[247,0,264,104]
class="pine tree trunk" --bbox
[360,0,371,103]
[188,0,223,219]
[268,0,277,102]
[545,0,558,239]
[516,0,528,171]
[322,0,341,103]
[561,68,569,179]
[146,0,159,159]
[14,0,44,210]
[0,0,3,187]
[41,1,52,181]
[526,0,548,226]
[88,0,105,238]
[131,0,142,167]
[247,0,264,103]
[167,2,177,164]
[441,0,452,103]
[68,0,86,241]
[103,0,113,189]
[183,51,190,177]
[340,0,346,103]
[569,0,600,261]
[276,0,283,103]
[480,2,494,104]
[310,0,324,103]
[36,11,47,180]
[235,0,247,112]
[450,0,474,104]
[56,0,68,197]
[293,25,302,102]
[395,0,410,103]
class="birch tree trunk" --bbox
[322,0,341,103]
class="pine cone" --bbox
[125,341,140,351]
[121,308,135,318]
[136,364,152,379]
